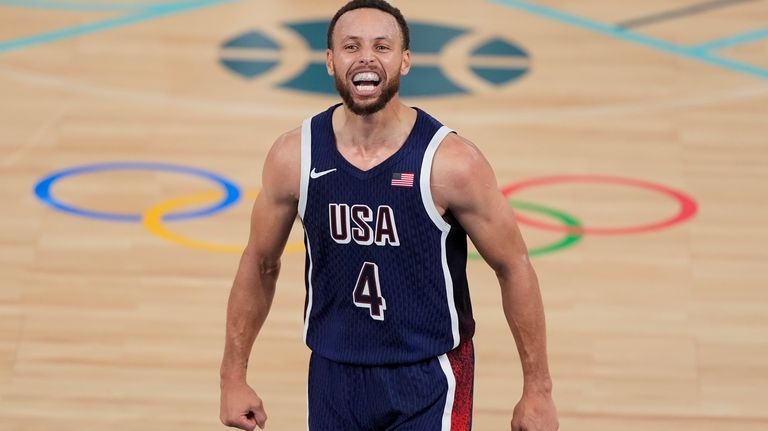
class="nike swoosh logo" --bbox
[310,168,337,179]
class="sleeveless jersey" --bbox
[298,104,475,365]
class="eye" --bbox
[376,45,390,52]
[344,44,358,51]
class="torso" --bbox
[296,104,475,365]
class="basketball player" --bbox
[219,1,558,430]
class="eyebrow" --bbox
[341,36,393,42]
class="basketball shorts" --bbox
[307,340,474,431]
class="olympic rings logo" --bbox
[33,162,698,258]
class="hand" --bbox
[510,391,559,431]
[220,381,268,430]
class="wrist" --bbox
[220,375,247,390]
[219,365,247,386]
[220,351,249,383]
[522,377,553,396]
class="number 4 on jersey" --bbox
[353,262,386,321]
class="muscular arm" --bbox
[220,129,300,430]
[432,134,558,430]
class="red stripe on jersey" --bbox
[448,339,475,430]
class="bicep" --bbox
[244,190,297,260]
[243,131,300,260]
[455,185,530,272]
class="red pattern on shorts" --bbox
[447,340,474,430]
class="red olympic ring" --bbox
[502,175,698,235]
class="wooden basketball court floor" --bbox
[1,1,766,430]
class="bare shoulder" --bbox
[263,127,301,203]
[268,127,301,166]
[432,133,488,186]
[431,132,497,212]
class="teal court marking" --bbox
[0,0,191,12]
[276,20,527,96]
[692,27,768,52]
[0,0,239,54]
[489,0,768,80]
[220,20,531,97]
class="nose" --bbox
[357,46,375,64]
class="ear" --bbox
[326,49,335,76]
[400,49,411,76]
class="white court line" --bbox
[0,64,766,126]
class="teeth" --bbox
[353,72,380,83]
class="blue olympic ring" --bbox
[33,162,241,222]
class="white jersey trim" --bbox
[438,353,456,431]
[298,117,312,220]
[299,117,314,344]
[303,236,314,344]
[420,125,460,349]
[420,126,453,231]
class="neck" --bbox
[335,98,414,150]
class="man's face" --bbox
[327,8,411,116]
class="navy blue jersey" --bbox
[298,104,475,365]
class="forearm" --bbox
[497,256,552,394]
[220,248,280,384]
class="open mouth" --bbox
[352,72,381,94]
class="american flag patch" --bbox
[391,172,415,187]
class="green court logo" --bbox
[219,20,530,98]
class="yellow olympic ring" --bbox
[142,189,305,254]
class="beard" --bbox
[335,72,400,116]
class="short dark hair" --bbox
[326,0,410,50]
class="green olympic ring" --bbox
[469,199,583,260]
